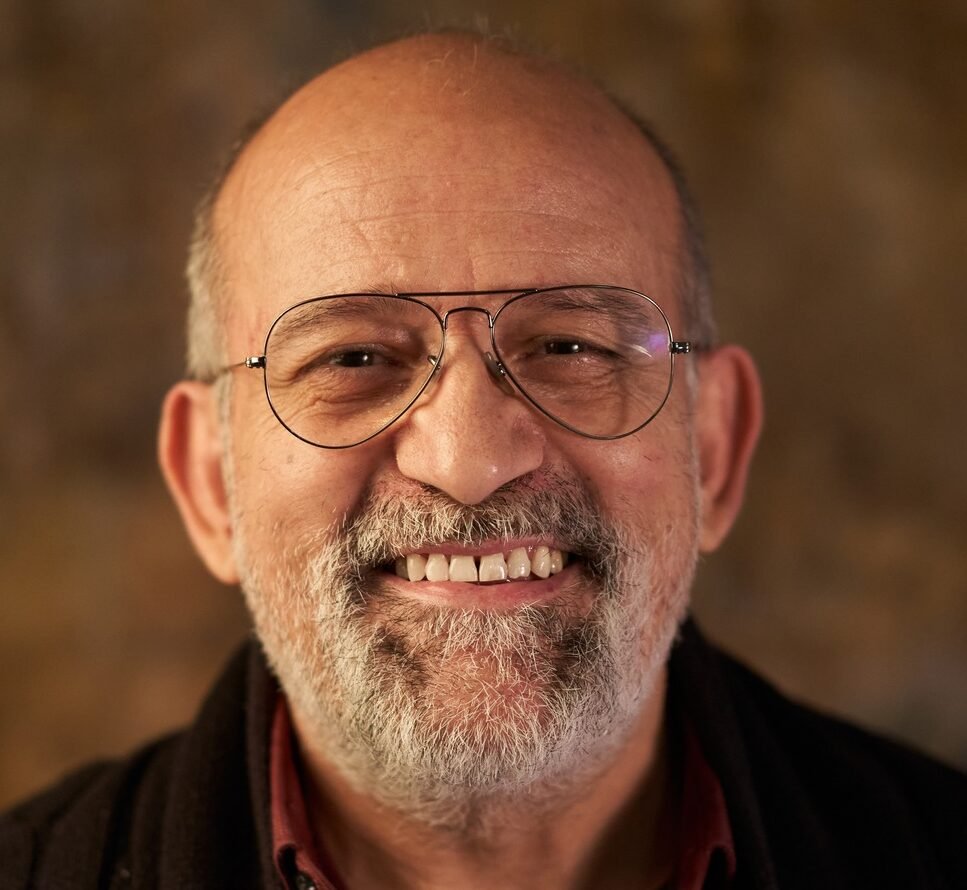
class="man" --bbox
[2,32,965,890]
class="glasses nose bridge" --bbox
[432,303,511,391]
[439,303,497,331]
[437,303,498,359]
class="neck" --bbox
[293,669,674,890]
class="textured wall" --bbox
[2,0,965,807]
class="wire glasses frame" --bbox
[222,284,693,449]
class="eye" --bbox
[544,340,585,355]
[540,338,621,361]
[299,345,402,375]
[328,349,386,368]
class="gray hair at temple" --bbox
[183,37,717,382]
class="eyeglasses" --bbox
[224,285,693,449]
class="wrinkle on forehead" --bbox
[214,35,683,347]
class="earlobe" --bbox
[694,345,763,552]
[157,381,240,583]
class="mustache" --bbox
[336,470,625,587]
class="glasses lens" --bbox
[264,295,443,447]
[493,286,675,438]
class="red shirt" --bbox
[270,696,735,889]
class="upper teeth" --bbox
[394,547,568,583]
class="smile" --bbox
[393,545,570,584]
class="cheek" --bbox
[227,376,384,537]
[229,426,380,548]
[570,424,698,527]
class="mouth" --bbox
[388,544,571,585]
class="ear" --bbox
[693,345,763,552]
[158,381,240,583]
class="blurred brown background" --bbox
[2,0,965,808]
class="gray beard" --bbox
[236,471,695,828]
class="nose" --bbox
[393,333,547,505]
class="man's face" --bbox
[215,45,701,821]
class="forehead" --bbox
[214,42,683,347]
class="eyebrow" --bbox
[533,289,662,331]
[269,294,413,346]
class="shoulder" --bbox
[715,637,967,803]
[0,736,178,890]
[672,619,967,888]
[733,652,967,886]
[0,642,274,890]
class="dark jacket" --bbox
[2,621,965,889]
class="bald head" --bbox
[186,33,713,379]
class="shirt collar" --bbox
[270,696,343,890]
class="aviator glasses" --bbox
[228,285,693,448]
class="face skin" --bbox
[160,33,762,886]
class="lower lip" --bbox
[380,562,583,610]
